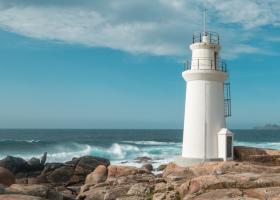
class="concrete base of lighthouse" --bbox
[174,156,223,167]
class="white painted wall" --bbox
[217,128,234,161]
[181,40,229,159]
[190,40,221,70]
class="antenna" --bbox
[204,9,206,36]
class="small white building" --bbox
[174,20,234,167]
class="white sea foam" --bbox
[234,141,280,151]
[1,139,40,143]
[42,143,143,163]
[122,141,179,145]
[6,142,180,174]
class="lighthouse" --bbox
[174,10,234,167]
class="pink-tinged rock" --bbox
[78,186,106,200]
[104,186,131,200]
[154,182,168,192]
[234,146,280,164]
[183,188,244,200]
[162,162,197,183]
[178,173,280,196]
[153,193,165,200]
[189,161,238,176]
[85,165,108,185]
[107,166,140,179]
[79,184,91,194]
[243,187,280,199]
[115,197,147,200]
[0,194,46,200]
[127,183,153,196]
[162,162,179,178]
[0,167,15,186]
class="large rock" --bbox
[78,186,106,200]
[74,156,110,176]
[85,165,108,185]
[38,156,110,186]
[26,158,41,172]
[116,197,147,200]
[106,165,155,186]
[107,166,142,179]
[46,166,75,185]
[157,165,167,172]
[0,167,15,186]
[183,188,245,200]
[0,156,26,174]
[0,183,24,195]
[234,146,280,164]
[178,173,280,196]
[153,193,165,200]
[154,182,168,193]
[141,164,153,172]
[162,162,197,184]
[39,163,64,179]
[10,184,63,200]
[0,194,46,200]
[127,183,153,196]
[104,186,131,200]
[243,187,280,199]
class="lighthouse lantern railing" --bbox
[192,31,220,44]
[184,58,227,72]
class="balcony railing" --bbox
[184,58,227,72]
[192,31,220,45]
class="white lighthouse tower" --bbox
[174,10,234,167]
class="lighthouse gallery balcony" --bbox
[184,58,227,72]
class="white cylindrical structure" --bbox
[174,32,233,167]
[182,40,227,158]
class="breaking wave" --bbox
[122,141,178,145]
[1,139,40,143]
[234,141,280,151]
[2,142,181,167]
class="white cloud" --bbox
[198,0,280,29]
[0,0,278,58]
[223,44,260,59]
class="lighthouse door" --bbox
[226,136,232,157]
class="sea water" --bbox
[0,129,279,171]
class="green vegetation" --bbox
[175,192,184,200]
[145,192,156,200]
[168,185,174,191]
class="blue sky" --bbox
[0,0,280,129]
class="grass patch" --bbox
[168,185,174,191]
[175,192,184,200]
[145,192,156,200]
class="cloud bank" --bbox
[0,0,278,58]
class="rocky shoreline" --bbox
[2,146,280,199]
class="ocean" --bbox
[0,129,279,171]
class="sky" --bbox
[0,0,280,129]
